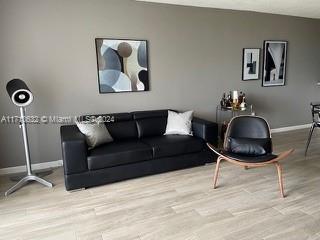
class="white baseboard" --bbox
[0,123,311,175]
[0,160,63,176]
[271,123,311,133]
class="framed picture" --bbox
[95,38,149,93]
[262,40,287,87]
[242,48,260,80]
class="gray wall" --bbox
[0,0,320,168]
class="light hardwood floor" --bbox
[1,129,320,240]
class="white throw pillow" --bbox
[164,110,193,136]
[76,116,113,149]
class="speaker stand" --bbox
[9,170,53,182]
[5,174,53,196]
[5,107,53,197]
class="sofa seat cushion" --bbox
[87,141,153,170]
[142,135,204,159]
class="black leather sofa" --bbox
[60,110,218,191]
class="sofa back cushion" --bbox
[107,121,138,140]
[133,110,168,138]
[81,113,138,140]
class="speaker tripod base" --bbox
[5,174,53,197]
[9,170,53,182]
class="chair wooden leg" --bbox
[213,157,222,189]
[275,162,285,198]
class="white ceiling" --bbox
[137,0,320,19]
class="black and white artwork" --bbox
[95,38,149,93]
[242,48,260,80]
[262,40,287,87]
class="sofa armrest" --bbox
[192,117,218,146]
[60,125,88,175]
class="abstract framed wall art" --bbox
[95,38,149,93]
[262,40,287,87]
[242,48,260,80]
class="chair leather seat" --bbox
[142,135,204,159]
[221,150,278,163]
[87,141,153,170]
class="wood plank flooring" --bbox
[1,129,320,240]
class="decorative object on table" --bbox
[207,115,294,198]
[95,38,149,93]
[304,102,320,156]
[232,90,239,107]
[239,99,246,110]
[220,92,232,109]
[220,91,247,110]
[164,110,193,135]
[242,48,260,80]
[262,40,287,87]
[220,92,231,108]
[5,79,53,196]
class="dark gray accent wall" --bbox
[0,0,320,168]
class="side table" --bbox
[216,104,255,147]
